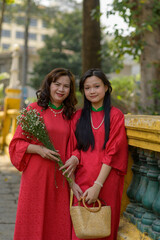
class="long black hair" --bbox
[36,68,77,119]
[75,68,112,151]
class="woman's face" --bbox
[50,75,71,107]
[84,76,108,109]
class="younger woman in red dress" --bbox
[9,68,79,240]
[67,68,128,240]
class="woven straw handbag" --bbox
[70,197,111,239]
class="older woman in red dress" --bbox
[9,68,78,240]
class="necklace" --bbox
[90,112,104,130]
[49,106,63,117]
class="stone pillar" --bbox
[4,43,21,112]
[2,44,21,150]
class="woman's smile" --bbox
[56,92,64,97]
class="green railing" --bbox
[123,115,160,240]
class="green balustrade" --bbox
[134,150,148,225]
[138,152,160,233]
[124,147,141,223]
[149,157,160,239]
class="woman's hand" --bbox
[83,184,101,204]
[59,155,79,177]
[26,144,60,162]
[83,164,111,204]
[39,146,60,162]
[71,181,83,201]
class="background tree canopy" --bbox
[107,0,160,114]
[30,6,82,90]
[30,0,118,90]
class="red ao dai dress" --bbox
[71,107,128,240]
[9,102,72,240]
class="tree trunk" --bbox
[140,1,160,114]
[0,0,6,45]
[82,0,101,73]
[21,0,31,107]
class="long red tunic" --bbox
[71,107,128,240]
[9,102,72,240]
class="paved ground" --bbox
[0,154,21,240]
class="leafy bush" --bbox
[0,72,9,81]
[110,75,140,114]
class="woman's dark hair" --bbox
[36,68,77,119]
[75,68,112,151]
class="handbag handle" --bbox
[82,198,101,212]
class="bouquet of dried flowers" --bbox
[17,106,72,184]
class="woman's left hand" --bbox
[71,181,83,201]
[59,155,79,177]
[83,184,101,205]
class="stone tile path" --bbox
[0,154,21,240]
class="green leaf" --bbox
[115,69,121,74]
[117,95,122,100]
[140,0,147,3]
[146,25,153,32]
[6,0,14,4]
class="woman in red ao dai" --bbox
[63,68,128,240]
[9,68,79,240]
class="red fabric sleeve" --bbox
[70,130,81,161]
[9,125,32,172]
[70,110,82,162]
[102,110,128,174]
[65,120,77,161]
[9,102,41,171]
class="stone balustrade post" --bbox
[124,147,141,223]
[138,152,160,233]
[134,149,149,225]
[149,155,160,239]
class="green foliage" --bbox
[0,85,3,98]
[107,0,160,60]
[30,0,118,89]
[6,0,14,4]
[0,0,14,5]
[0,72,9,80]
[30,7,82,90]
[101,37,122,74]
[110,75,140,114]
[76,91,83,109]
